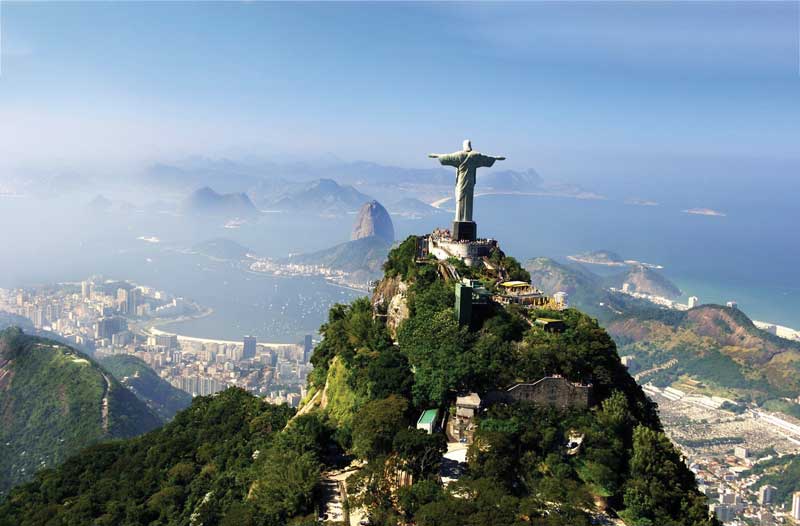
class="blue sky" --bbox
[0,1,798,177]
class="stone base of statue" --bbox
[452,221,477,242]
[425,228,498,267]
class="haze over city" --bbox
[1,3,800,526]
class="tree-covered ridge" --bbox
[100,354,192,421]
[305,237,716,526]
[0,388,332,526]
[0,328,162,496]
[608,304,800,405]
[1,236,718,525]
[527,256,800,418]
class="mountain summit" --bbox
[351,200,395,244]
[0,238,718,526]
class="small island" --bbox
[683,207,726,217]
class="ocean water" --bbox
[416,173,799,328]
[0,171,797,340]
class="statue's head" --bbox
[463,139,472,152]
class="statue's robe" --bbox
[436,150,497,223]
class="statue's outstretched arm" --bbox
[428,153,442,158]
[493,156,506,161]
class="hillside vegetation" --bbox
[100,355,192,421]
[525,256,800,415]
[302,238,715,526]
[608,264,682,299]
[608,305,800,403]
[0,389,326,526]
[0,238,717,525]
[0,328,162,495]
[283,235,391,281]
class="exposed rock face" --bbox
[351,200,395,244]
[372,275,408,339]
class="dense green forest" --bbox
[0,328,162,496]
[0,388,328,526]
[746,454,800,508]
[0,237,717,525]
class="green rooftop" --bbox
[417,409,438,426]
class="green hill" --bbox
[524,257,654,321]
[283,235,391,281]
[0,238,717,526]
[100,355,192,421]
[0,389,312,526]
[525,257,800,416]
[606,264,682,299]
[608,304,800,405]
[0,328,162,495]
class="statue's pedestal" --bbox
[452,221,476,242]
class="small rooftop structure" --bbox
[455,392,481,419]
[417,409,439,434]
[534,318,566,333]
[499,280,530,289]
[493,281,549,307]
[452,393,482,444]
[456,392,481,409]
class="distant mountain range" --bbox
[262,178,372,214]
[387,197,444,218]
[477,167,542,192]
[182,186,259,218]
[143,157,549,212]
[0,328,162,495]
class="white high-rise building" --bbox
[688,296,699,308]
[791,491,800,520]
[758,484,776,506]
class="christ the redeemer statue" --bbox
[429,139,505,241]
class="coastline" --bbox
[614,288,800,343]
[147,326,298,349]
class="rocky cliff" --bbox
[351,200,395,244]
